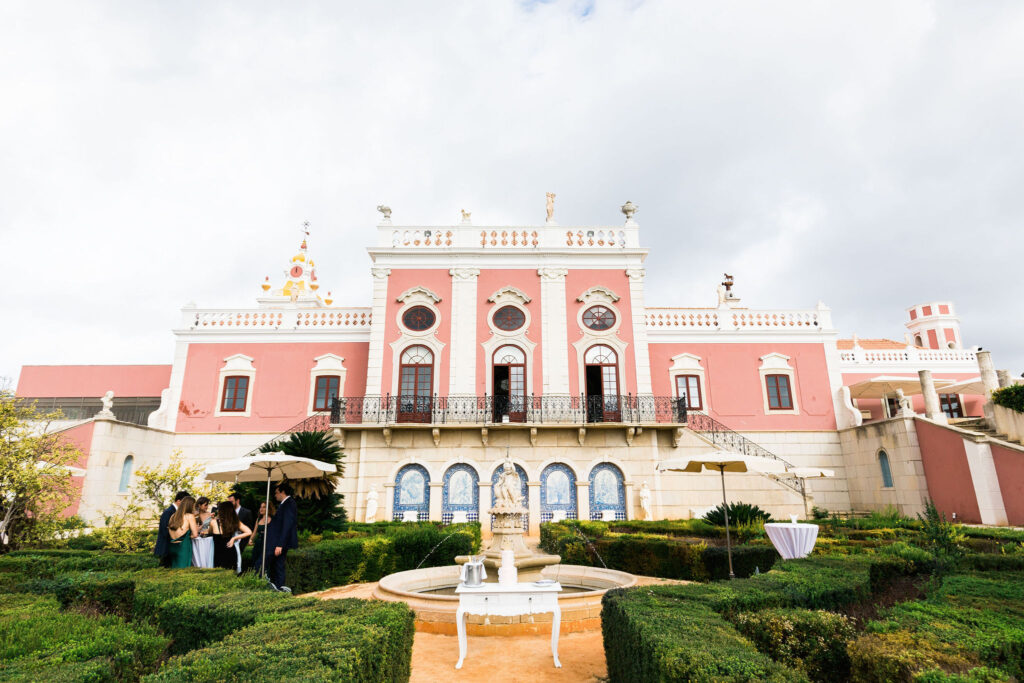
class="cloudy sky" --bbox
[1,0,1022,386]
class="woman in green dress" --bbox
[167,496,199,568]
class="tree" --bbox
[240,430,348,533]
[131,450,231,517]
[0,389,81,551]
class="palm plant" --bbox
[259,430,345,499]
[703,502,772,527]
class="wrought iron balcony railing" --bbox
[327,394,690,426]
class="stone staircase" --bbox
[951,417,1021,446]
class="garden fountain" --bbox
[372,451,637,635]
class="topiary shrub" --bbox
[703,502,773,527]
[702,546,779,579]
[848,631,978,682]
[732,608,855,681]
[55,574,136,619]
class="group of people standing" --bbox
[152,483,299,591]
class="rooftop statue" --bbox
[377,204,392,221]
[545,192,556,223]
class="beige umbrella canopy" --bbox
[786,467,835,517]
[933,377,986,396]
[205,453,337,579]
[848,375,952,400]
[658,452,787,578]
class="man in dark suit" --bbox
[265,482,298,590]
[154,491,190,568]
[227,491,254,551]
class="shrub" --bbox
[918,500,966,556]
[704,502,773,526]
[732,608,855,681]
[703,546,779,579]
[131,568,269,622]
[959,554,1024,572]
[145,599,415,683]
[848,631,978,682]
[991,384,1024,413]
[55,574,137,619]
[0,549,158,579]
[157,591,314,654]
[0,593,169,681]
[66,532,107,551]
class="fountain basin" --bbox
[372,564,637,636]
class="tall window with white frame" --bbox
[492,345,526,423]
[764,374,793,411]
[313,375,340,411]
[675,375,703,410]
[221,376,249,412]
[584,344,620,422]
[398,345,433,423]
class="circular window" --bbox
[493,305,526,331]
[402,306,436,331]
[583,305,616,331]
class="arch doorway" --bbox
[493,345,526,423]
[398,345,433,423]
[584,344,620,422]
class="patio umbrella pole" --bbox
[719,465,734,579]
[261,469,271,581]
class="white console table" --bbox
[454,581,563,669]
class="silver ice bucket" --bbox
[460,559,486,587]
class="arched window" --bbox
[398,345,434,423]
[584,344,620,422]
[491,463,529,531]
[118,455,134,493]
[540,463,577,521]
[589,463,626,521]
[493,345,527,422]
[878,450,894,488]
[442,464,479,523]
[393,464,430,521]
[914,335,923,347]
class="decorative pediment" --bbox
[576,286,620,304]
[396,286,442,304]
[759,352,793,371]
[669,352,703,372]
[487,286,532,305]
[312,354,345,372]
[222,354,255,371]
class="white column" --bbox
[538,268,570,395]
[919,370,946,424]
[448,268,480,396]
[625,268,652,395]
[364,267,391,398]
[977,350,1000,424]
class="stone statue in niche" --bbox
[364,488,378,523]
[97,391,115,418]
[494,453,524,511]
[545,192,556,223]
[639,481,652,521]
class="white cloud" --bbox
[1,0,1022,385]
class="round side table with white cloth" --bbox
[764,523,819,560]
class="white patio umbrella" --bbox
[785,467,835,518]
[658,452,786,579]
[205,453,337,578]
[933,377,986,396]
[848,375,952,400]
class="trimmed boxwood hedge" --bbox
[0,593,169,682]
[0,549,159,578]
[541,522,777,580]
[144,599,416,683]
[56,574,137,619]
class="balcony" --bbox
[327,394,689,426]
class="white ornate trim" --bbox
[388,336,446,398]
[215,354,255,417]
[759,352,799,415]
[537,267,568,281]
[449,267,480,281]
[624,268,645,281]
[371,267,392,279]
[576,286,620,303]
[487,286,532,305]
[307,353,347,416]
[396,285,442,303]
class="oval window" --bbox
[493,305,526,331]
[402,306,436,331]
[583,305,616,331]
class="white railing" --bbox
[838,347,978,365]
[183,308,372,331]
[378,222,641,250]
[646,304,832,332]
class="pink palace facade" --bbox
[16,203,1024,531]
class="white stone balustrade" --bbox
[838,347,978,365]
[646,303,833,333]
[183,308,372,330]
[378,223,641,250]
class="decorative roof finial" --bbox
[621,200,638,222]
[545,192,556,224]
[377,205,392,223]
